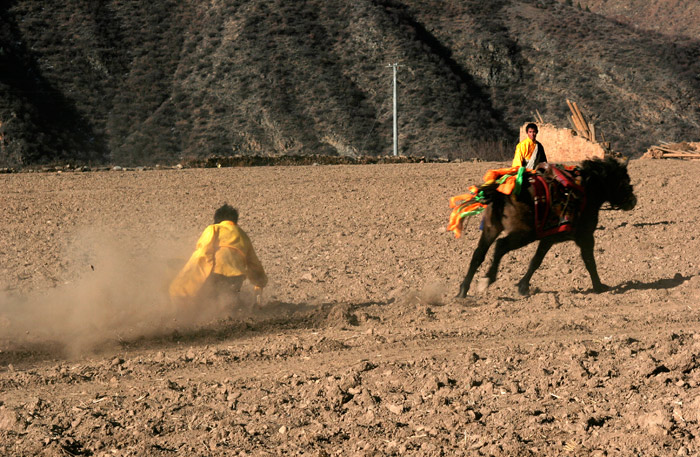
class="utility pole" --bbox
[387,63,399,156]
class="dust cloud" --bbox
[0,229,250,356]
[418,280,448,306]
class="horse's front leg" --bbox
[482,232,533,292]
[458,229,499,297]
[517,238,554,295]
[576,232,609,292]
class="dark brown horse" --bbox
[457,157,636,297]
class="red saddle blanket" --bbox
[530,164,585,238]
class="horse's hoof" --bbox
[517,282,530,296]
[593,283,610,293]
[476,277,490,293]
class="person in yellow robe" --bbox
[512,123,547,169]
[169,204,267,306]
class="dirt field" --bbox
[1,160,699,456]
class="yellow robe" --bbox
[169,221,267,299]
[512,138,538,168]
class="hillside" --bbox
[2,0,700,167]
[572,0,700,40]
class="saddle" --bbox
[529,163,585,238]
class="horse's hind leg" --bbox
[517,239,554,295]
[457,226,500,298]
[576,233,609,292]
[482,232,534,291]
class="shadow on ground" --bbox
[611,273,692,293]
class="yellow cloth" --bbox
[512,138,537,168]
[169,221,267,299]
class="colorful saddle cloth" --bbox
[530,164,585,238]
[447,164,585,239]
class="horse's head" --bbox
[582,157,636,210]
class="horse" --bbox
[457,157,636,297]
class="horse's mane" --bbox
[580,157,634,209]
[580,157,626,184]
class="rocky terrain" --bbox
[1,160,699,456]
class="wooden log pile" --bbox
[564,100,611,151]
[567,99,594,141]
[641,142,700,160]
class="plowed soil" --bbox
[1,160,699,456]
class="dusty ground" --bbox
[1,160,699,456]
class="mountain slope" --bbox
[1,0,700,167]
[573,0,700,40]
[403,0,700,153]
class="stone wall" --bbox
[521,123,606,163]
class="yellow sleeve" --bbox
[246,246,268,288]
[512,141,525,167]
[241,231,268,288]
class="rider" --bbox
[169,204,267,308]
[513,123,547,169]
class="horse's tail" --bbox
[476,182,508,224]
